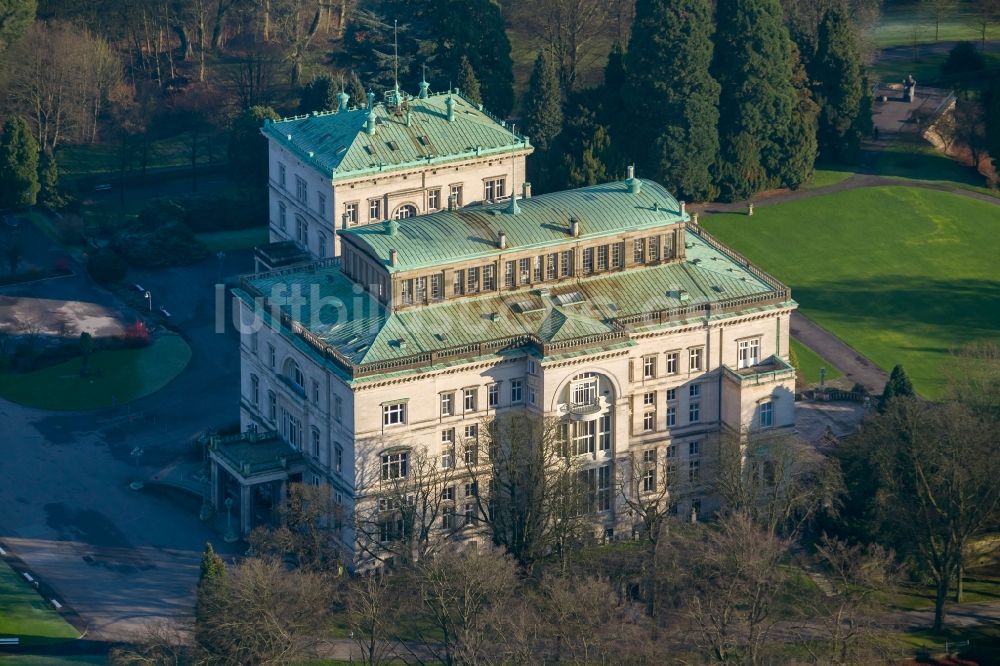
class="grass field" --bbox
[790,338,843,385]
[873,137,994,193]
[0,561,79,645]
[702,186,1000,398]
[871,4,1000,47]
[56,131,225,179]
[806,166,856,190]
[0,333,192,410]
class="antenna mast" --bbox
[393,20,399,92]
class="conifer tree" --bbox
[195,542,227,647]
[457,56,482,106]
[346,70,366,108]
[880,364,915,411]
[298,75,338,114]
[811,7,868,164]
[712,0,805,201]
[37,148,63,208]
[624,0,720,202]
[0,116,39,209]
[777,42,819,189]
[228,106,280,188]
[525,51,563,153]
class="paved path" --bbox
[790,312,888,393]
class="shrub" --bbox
[121,320,151,348]
[112,206,208,267]
[87,250,127,283]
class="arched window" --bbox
[283,358,304,389]
[394,204,417,219]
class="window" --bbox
[450,184,463,207]
[442,486,455,501]
[428,188,440,209]
[634,238,645,263]
[453,269,465,296]
[268,343,276,368]
[597,465,612,511]
[505,261,516,288]
[690,383,701,398]
[318,192,326,215]
[689,459,700,484]
[296,216,308,245]
[296,176,307,202]
[464,481,478,497]
[573,420,596,455]
[335,396,343,423]
[394,204,417,219]
[468,267,480,294]
[268,391,277,421]
[643,411,656,432]
[369,199,382,221]
[546,253,557,280]
[464,503,476,526]
[345,202,358,224]
[612,242,624,268]
[667,406,676,427]
[250,374,259,406]
[278,162,286,188]
[282,410,302,449]
[597,245,608,270]
[464,424,479,444]
[278,201,287,230]
[667,444,677,459]
[488,383,500,408]
[463,388,477,412]
[519,258,530,284]
[484,177,505,200]
[401,279,413,304]
[431,274,443,300]
[760,402,774,428]
[643,356,656,379]
[642,449,657,492]
[689,441,700,456]
[528,360,537,375]
[441,429,455,468]
[643,391,655,406]
[318,234,327,257]
[572,375,597,405]
[381,451,408,479]
[464,440,478,465]
[533,256,542,282]
[666,351,679,375]
[689,347,704,372]
[738,338,762,369]
[414,276,427,303]
[311,428,321,458]
[666,388,676,402]
[583,247,594,274]
[311,379,320,405]
[335,444,343,474]
[382,402,406,426]
[559,251,572,277]
[510,378,523,403]
[440,392,454,417]
[442,507,456,530]
[648,236,660,261]
[483,265,496,291]
[689,401,700,423]
[599,413,612,451]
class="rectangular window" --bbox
[583,247,594,274]
[666,388,676,402]
[311,379,320,405]
[345,202,358,224]
[612,242,624,268]
[572,377,597,405]
[559,251,572,277]
[689,347,704,372]
[369,199,381,221]
[689,441,700,456]
[648,236,660,261]
[547,253,558,280]
[690,383,701,398]
[441,429,455,468]
[463,388,477,412]
[597,245,608,270]
[464,442,478,465]
[401,279,413,305]
[666,351,679,375]
[335,396,343,423]
[510,378,523,403]
[760,402,774,428]
[442,486,455,501]
[689,459,700,484]
[488,383,500,408]
[464,503,476,526]
[505,261,516,288]
[599,413,612,451]
[643,356,656,379]
[335,444,343,474]
[278,202,287,230]
[642,449,657,493]
[450,184,463,207]
[468,267,480,294]
[268,343,276,368]
[428,188,440,209]
[278,162,286,188]
[738,338,762,369]
[483,265,496,290]
[533,256,542,282]
[519,258,531,284]
[464,481,478,498]
[251,374,259,406]
[453,269,465,296]
[431,274,443,300]
[414,276,427,303]
[442,507,456,530]
[318,192,326,216]
[574,420,597,455]
[484,177,506,200]
[382,402,406,426]
[634,238,645,264]
[643,411,656,432]
[689,402,700,423]
[643,391,655,406]
[528,386,536,405]
[381,451,408,479]
[597,465,612,511]
[440,392,454,417]
[667,444,677,459]
[296,176,307,203]
[667,406,676,427]
[311,428,321,458]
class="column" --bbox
[240,484,252,536]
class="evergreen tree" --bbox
[195,542,227,647]
[524,51,563,152]
[987,76,1000,174]
[430,0,514,115]
[712,0,805,201]
[624,0,720,201]
[811,7,867,164]
[37,148,64,208]
[298,75,338,114]
[0,116,39,209]
[228,106,280,188]
[198,542,226,585]
[778,42,819,189]
[880,364,915,411]
[346,70,366,108]
[457,56,482,105]
[0,0,35,52]
[941,42,986,95]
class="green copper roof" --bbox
[262,91,529,182]
[341,179,686,273]
[240,226,788,378]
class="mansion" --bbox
[212,175,798,565]
[261,82,532,261]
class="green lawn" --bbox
[0,561,79,645]
[870,5,1000,47]
[702,186,1000,398]
[0,657,106,666]
[790,338,842,385]
[873,137,993,192]
[806,166,855,190]
[196,227,269,252]
[56,132,224,179]
[0,334,191,410]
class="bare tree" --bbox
[346,573,399,666]
[970,0,1000,49]
[920,0,957,42]
[616,448,674,546]
[109,620,189,666]
[953,97,989,170]
[248,481,344,572]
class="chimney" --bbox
[336,91,350,112]
[341,212,350,229]
[626,165,634,180]
[523,182,532,199]
[626,164,642,194]
[569,217,579,237]
[448,194,457,211]
[446,95,456,122]
[418,78,430,99]
[680,200,686,216]
[405,110,412,127]
[388,219,399,236]
[366,90,375,110]
[390,249,398,267]
[498,231,507,249]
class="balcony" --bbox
[722,356,796,387]
[557,396,609,422]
